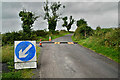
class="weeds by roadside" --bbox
[2,45,40,79]
[72,28,120,63]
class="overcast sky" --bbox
[0,0,119,33]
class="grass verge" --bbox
[36,31,70,42]
[72,36,119,63]
[2,45,40,79]
[51,32,70,40]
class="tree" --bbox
[43,0,65,32]
[74,24,93,39]
[80,24,93,38]
[76,18,87,27]
[74,18,93,39]
[19,9,39,35]
[96,26,101,31]
[62,16,75,31]
[75,19,92,38]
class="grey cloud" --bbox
[2,0,119,2]
[2,2,23,19]
[2,18,22,33]
[0,2,2,32]
[20,2,44,14]
[2,2,44,19]
[62,2,117,15]
[61,2,118,29]
[118,2,120,27]
[2,2,118,33]
[0,2,2,19]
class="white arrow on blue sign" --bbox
[14,41,37,69]
[15,41,36,62]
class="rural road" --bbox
[33,34,118,78]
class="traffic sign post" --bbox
[14,41,37,69]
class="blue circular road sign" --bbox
[15,41,36,62]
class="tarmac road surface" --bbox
[33,34,118,78]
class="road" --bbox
[33,34,118,78]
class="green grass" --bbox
[36,31,70,42]
[2,45,40,79]
[72,36,119,63]
[51,32,70,40]
[2,70,22,78]
[2,69,34,79]
[2,45,14,63]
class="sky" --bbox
[0,0,119,33]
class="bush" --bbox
[59,30,67,33]
[30,32,37,40]
[73,27,83,40]
[90,28,120,51]
[96,26,101,31]
[93,28,113,37]
[51,30,59,35]
[35,30,48,37]
[73,25,93,40]
[2,29,70,45]
[104,28,120,50]
[2,32,21,45]
[2,30,39,46]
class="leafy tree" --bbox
[96,26,101,31]
[76,18,87,27]
[74,23,93,39]
[43,0,65,32]
[62,16,75,31]
[19,9,39,35]
[79,24,93,38]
